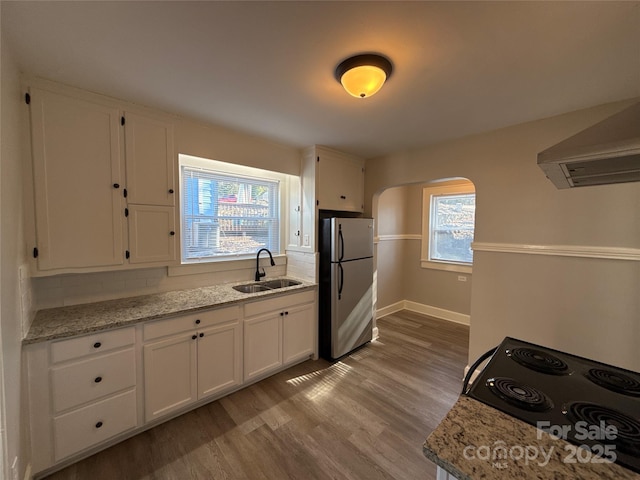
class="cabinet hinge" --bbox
[121,116,125,126]
[33,247,38,258]
[124,207,129,217]
[125,250,130,259]
[123,188,127,198]
[25,93,31,105]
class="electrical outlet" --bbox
[457,275,467,282]
[303,234,310,246]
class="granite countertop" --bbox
[423,396,639,480]
[24,276,316,344]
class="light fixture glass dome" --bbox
[335,54,393,99]
[340,65,387,98]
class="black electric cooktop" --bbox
[465,337,640,474]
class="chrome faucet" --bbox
[255,248,275,281]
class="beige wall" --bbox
[1,29,31,479]
[376,184,472,316]
[366,100,640,371]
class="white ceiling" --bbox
[3,1,639,159]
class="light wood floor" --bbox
[45,311,469,480]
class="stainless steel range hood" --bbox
[537,102,640,188]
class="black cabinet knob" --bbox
[280,312,284,316]
[94,376,103,383]
[195,319,201,324]
[192,334,197,340]
[199,333,204,338]
[340,195,346,199]
[93,342,101,349]
[95,421,103,429]
[285,311,289,316]
[170,231,175,236]
[169,189,174,194]
[113,183,120,189]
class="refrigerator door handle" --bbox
[338,225,345,262]
[338,262,344,300]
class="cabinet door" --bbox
[29,87,124,270]
[316,149,364,212]
[282,303,315,365]
[197,321,242,399]
[244,314,282,381]
[143,333,197,422]
[124,111,175,206]
[128,205,176,264]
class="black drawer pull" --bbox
[192,334,197,340]
[195,319,201,324]
[95,421,103,429]
[170,231,175,236]
[199,333,204,338]
[340,195,346,199]
[113,183,120,189]
[94,376,102,383]
[93,342,101,349]
[284,311,289,316]
[169,189,174,194]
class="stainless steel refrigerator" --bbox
[319,217,374,360]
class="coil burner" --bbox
[585,368,640,397]
[506,347,571,376]
[486,377,554,412]
[564,402,640,457]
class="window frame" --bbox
[421,182,475,274]
[178,154,288,265]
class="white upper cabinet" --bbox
[27,81,178,273]
[315,146,364,213]
[127,205,176,264]
[29,87,124,271]
[123,111,175,206]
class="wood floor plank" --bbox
[44,311,469,480]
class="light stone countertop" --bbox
[24,277,316,344]
[423,396,640,480]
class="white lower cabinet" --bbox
[26,287,316,477]
[143,306,242,422]
[244,290,316,381]
[26,327,138,473]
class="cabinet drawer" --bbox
[53,389,137,461]
[143,306,240,341]
[51,348,136,413]
[50,327,135,364]
[244,290,315,318]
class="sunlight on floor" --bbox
[286,362,354,401]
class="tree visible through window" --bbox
[181,166,280,261]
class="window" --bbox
[421,181,475,272]
[180,159,281,263]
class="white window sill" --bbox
[168,254,287,277]
[420,259,472,274]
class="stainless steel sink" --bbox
[232,284,272,293]
[261,279,301,289]
[232,278,302,293]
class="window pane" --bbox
[430,193,475,264]
[182,166,279,261]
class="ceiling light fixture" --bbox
[335,53,393,99]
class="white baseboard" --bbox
[376,300,470,326]
[375,301,405,318]
[23,463,32,480]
